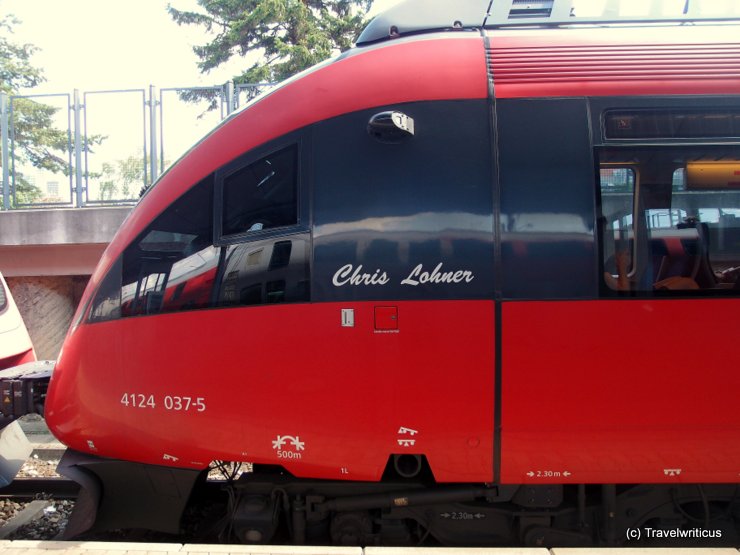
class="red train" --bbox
[39,0,740,546]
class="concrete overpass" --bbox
[0,207,130,359]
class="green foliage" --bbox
[0,15,44,93]
[168,0,374,100]
[1,14,45,204]
[11,97,69,172]
[100,153,173,201]
[100,154,146,201]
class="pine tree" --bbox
[168,0,374,103]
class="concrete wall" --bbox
[0,207,131,361]
[0,207,129,247]
[0,207,130,277]
[5,276,88,360]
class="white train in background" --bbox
[0,272,35,370]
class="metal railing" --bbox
[0,82,273,210]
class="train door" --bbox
[307,100,497,482]
[495,97,597,483]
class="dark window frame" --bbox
[214,130,309,247]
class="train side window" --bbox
[599,167,635,290]
[221,145,298,238]
[88,257,123,322]
[88,175,218,322]
[598,146,740,294]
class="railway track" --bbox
[0,478,79,499]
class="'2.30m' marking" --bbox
[120,393,206,412]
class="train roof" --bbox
[357,0,740,46]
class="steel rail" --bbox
[0,478,79,499]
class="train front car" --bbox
[45,0,497,543]
[44,0,740,547]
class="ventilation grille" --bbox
[508,0,555,19]
[488,42,740,86]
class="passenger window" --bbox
[221,145,298,237]
[600,167,635,290]
[599,146,740,294]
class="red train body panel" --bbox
[50,300,494,482]
[502,299,740,484]
[41,0,740,546]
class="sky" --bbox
[4,0,403,94]
[2,0,402,201]
[5,0,740,95]
[4,0,739,201]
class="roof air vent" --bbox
[509,0,555,19]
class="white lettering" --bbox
[120,393,205,412]
[402,263,474,286]
[333,264,389,287]
[644,528,722,539]
[333,263,474,287]
[332,264,354,286]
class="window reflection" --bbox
[120,245,220,317]
[215,236,309,307]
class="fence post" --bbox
[149,85,159,185]
[1,93,9,210]
[73,89,85,208]
[225,81,235,116]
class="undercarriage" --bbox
[58,451,740,547]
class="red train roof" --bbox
[488,24,740,97]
